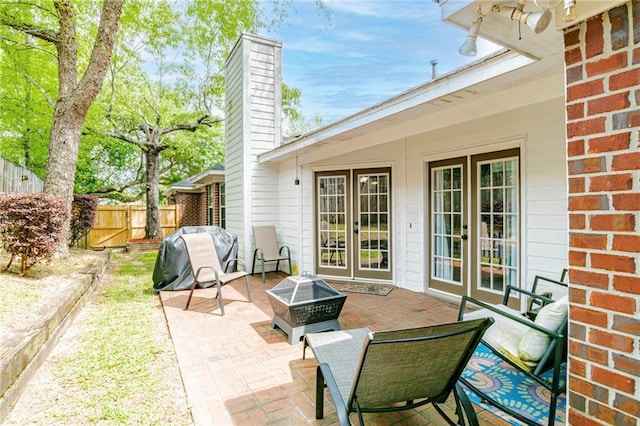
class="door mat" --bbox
[461,343,566,425]
[335,283,394,296]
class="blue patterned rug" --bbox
[461,343,566,425]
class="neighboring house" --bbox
[223,2,638,424]
[165,164,226,228]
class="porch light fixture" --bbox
[491,0,552,34]
[459,16,483,56]
[562,0,577,22]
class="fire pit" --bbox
[266,273,346,344]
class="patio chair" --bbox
[251,225,292,282]
[320,220,345,264]
[523,273,568,320]
[181,232,252,315]
[304,318,494,426]
[458,290,568,426]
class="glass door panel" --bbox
[472,149,520,305]
[428,158,467,296]
[316,172,350,277]
[354,169,391,280]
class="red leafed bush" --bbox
[0,192,69,276]
[69,194,99,247]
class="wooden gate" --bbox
[88,205,178,248]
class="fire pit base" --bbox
[266,274,346,345]
[272,317,341,345]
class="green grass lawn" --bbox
[49,251,191,424]
[2,249,192,425]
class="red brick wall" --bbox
[564,2,640,424]
[175,193,204,226]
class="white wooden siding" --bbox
[293,94,567,295]
[224,34,283,265]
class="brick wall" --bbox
[564,2,640,424]
[175,193,204,226]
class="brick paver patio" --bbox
[160,272,511,425]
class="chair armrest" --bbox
[502,285,555,306]
[223,257,247,272]
[253,248,264,260]
[318,363,351,426]
[279,245,291,256]
[194,266,219,281]
[459,296,562,338]
[532,275,568,292]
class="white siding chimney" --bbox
[224,33,283,266]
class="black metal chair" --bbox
[459,290,568,426]
[304,318,494,426]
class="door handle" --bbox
[354,229,359,234]
[461,234,468,240]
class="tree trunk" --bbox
[42,0,124,253]
[145,146,163,239]
[44,100,85,251]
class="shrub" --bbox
[69,194,99,247]
[0,192,69,276]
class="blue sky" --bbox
[260,0,500,125]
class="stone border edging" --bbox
[0,250,112,422]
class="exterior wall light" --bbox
[459,17,483,56]
[491,0,552,34]
[562,0,577,22]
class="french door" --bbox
[316,168,392,281]
[428,149,520,304]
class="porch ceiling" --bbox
[260,50,564,165]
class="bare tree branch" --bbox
[160,115,222,135]
[17,65,55,108]
[104,131,147,148]
[0,16,59,43]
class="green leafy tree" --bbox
[0,0,328,241]
[84,0,325,239]
[0,0,124,252]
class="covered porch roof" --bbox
[259,49,564,166]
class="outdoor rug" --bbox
[461,343,567,425]
[332,283,395,296]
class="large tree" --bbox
[0,0,124,252]
[0,0,327,241]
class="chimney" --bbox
[431,60,438,80]
[224,33,283,264]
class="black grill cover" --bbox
[152,226,238,291]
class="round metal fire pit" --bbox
[266,273,346,344]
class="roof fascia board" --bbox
[190,169,225,185]
[259,50,534,164]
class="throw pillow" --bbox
[518,295,568,362]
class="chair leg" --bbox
[244,276,252,302]
[276,259,281,274]
[216,280,225,316]
[251,249,258,276]
[261,257,266,283]
[184,280,198,310]
[454,383,479,426]
[316,365,325,420]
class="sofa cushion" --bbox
[463,304,535,369]
[518,295,568,362]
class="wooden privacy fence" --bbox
[87,205,178,249]
[0,157,44,193]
